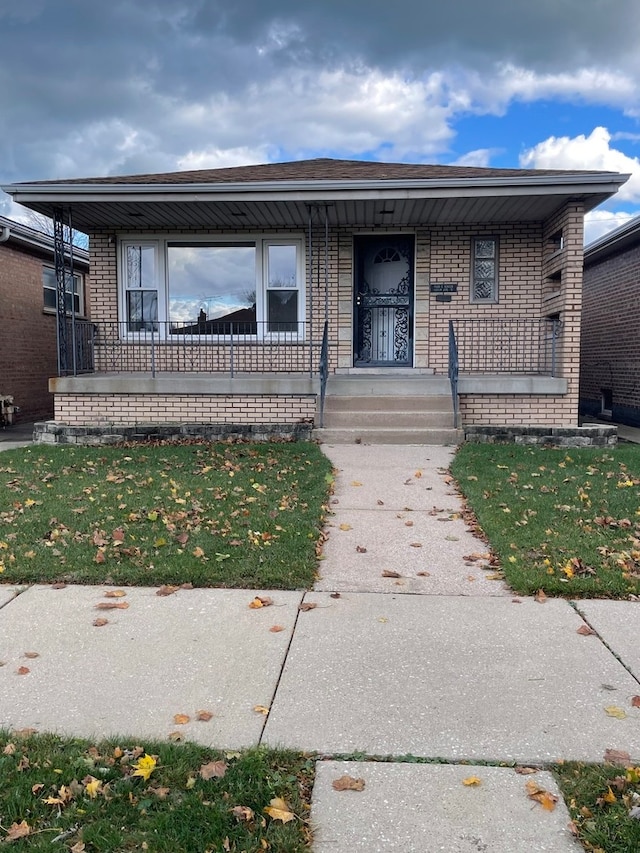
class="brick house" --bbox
[581,214,640,427]
[0,215,89,424]
[1,159,628,443]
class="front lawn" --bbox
[0,732,313,851]
[451,443,640,598]
[0,442,332,589]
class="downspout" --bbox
[0,226,10,242]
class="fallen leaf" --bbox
[485,573,504,581]
[192,546,205,558]
[601,787,617,804]
[156,585,178,596]
[356,545,367,553]
[299,602,317,611]
[195,710,214,722]
[605,706,627,719]
[95,601,129,610]
[414,470,422,478]
[253,705,270,715]
[92,618,109,627]
[534,589,548,604]
[409,542,422,548]
[23,651,39,659]
[339,523,352,531]
[264,796,295,823]
[382,570,402,578]
[249,596,273,609]
[351,481,363,487]
[604,748,631,764]
[631,696,640,708]
[16,666,30,675]
[515,766,539,775]
[148,786,171,800]
[200,760,228,780]
[131,753,157,781]
[330,592,341,598]
[173,714,190,725]
[269,625,285,633]
[5,821,31,841]
[112,528,125,542]
[31,782,43,794]
[332,775,365,791]
[577,625,597,636]
[51,582,67,589]
[104,589,127,598]
[377,500,384,505]
[3,743,16,755]
[232,805,255,822]
[525,779,558,811]
[167,731,183,742]
[462,776,482,786]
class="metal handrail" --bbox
[448,320,460,429]
[451,318,560,375]
[318,320,329,427]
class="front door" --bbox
[354,235,414,367]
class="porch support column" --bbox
[307,205,314,377]
[53,206,77,377]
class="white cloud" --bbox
[450,149,495,167]
[176,146,275,171]
[584,209,636,245]
[520,127,640,202]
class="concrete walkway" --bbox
[1,440,639,851]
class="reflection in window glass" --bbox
[43,267,82,314]
[267,244,297,288]
[167,244,256,333]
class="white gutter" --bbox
[2,172,630,199]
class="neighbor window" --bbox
[119,237,304,337]
[471,237,498,303]
[43,266,84,315]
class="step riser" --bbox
[313,427,464,445]
[327,377,451,396]
[323,395,453,413]
[322,412,455,428]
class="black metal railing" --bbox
[66,320,321,378]
[451,318,560,376]
[60,318,95,375]
[448,320,460,429]
[318,320,329,427]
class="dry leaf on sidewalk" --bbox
[332,774,365,791]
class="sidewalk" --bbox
[1,442,639,851]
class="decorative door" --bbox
[354,235,414,366]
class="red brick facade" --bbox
[0,225,89,422]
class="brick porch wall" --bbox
[460,394,573,425]
[54,394,316,425]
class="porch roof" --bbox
[3,158,629,233]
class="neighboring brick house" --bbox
[1,159,628,443]
[581,215,640,427]
[0,215,89,423]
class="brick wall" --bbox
[581,240,640,425]
[54,394,316,425]
[1,244,57,420]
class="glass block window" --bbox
[471,237,498,303]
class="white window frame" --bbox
[43,266,85,316]
[470,236,499,304]
[117,235,305,340]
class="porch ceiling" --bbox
[4,172,626,234]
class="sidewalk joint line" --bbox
[570,600,640,689]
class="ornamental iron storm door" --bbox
[354,235,414,366]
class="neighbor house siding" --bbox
[581,240,640,426]
[0,241,65,421]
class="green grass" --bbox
[0,731,313,851]
[0,441,332,589]
[554,762,640,852]
[451,443,640,598]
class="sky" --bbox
[2,0,640,245]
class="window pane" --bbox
[475,240,495,259]
[126,245,156,289]
[167,244,256,333]
[43,286,57,309]
[127,291,158,331]
[474,259,494,279]
[267,290,298,332]
[267,244,297,288]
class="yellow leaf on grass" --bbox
[604,706,627,719]
[264,796,295,823]
[131,754,157,781]
[84,777,103,799]
[5,821,31,841]
[462,776,482,786]
[602,786,617,804]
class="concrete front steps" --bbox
[313,374,464,445]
